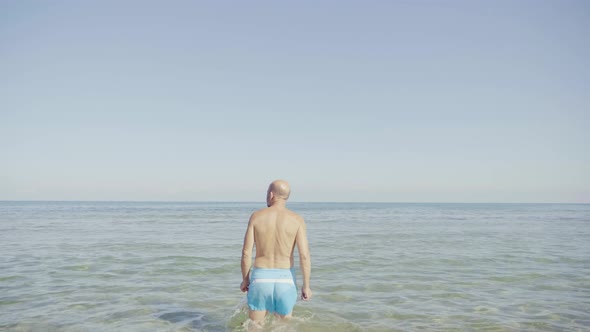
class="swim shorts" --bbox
[247,268,297,315]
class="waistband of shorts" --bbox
[250,267,296,280]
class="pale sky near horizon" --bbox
[1,1,589,203]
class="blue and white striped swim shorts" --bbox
[247,268,297,315]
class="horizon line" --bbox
[0,200,587,205]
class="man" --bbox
[240,180,312,324]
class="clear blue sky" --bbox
[1,1,588,202]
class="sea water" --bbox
[0,201,589,331]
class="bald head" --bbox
[268,180,291,200]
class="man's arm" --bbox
[296,218,312,300]
[240,214,255,292]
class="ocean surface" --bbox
[0,201,589,331]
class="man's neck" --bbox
[270,199,287,208]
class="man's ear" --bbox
[269,192,274,201]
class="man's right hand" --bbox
[240,279,249,292]
[301,287,312,301]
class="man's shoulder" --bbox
[285,208,304,223]
[251,207,303,220]
[250,207,270,220]
[290,208,303,217]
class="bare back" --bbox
[250,206,303,269]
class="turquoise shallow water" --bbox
[1,201,589,331]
